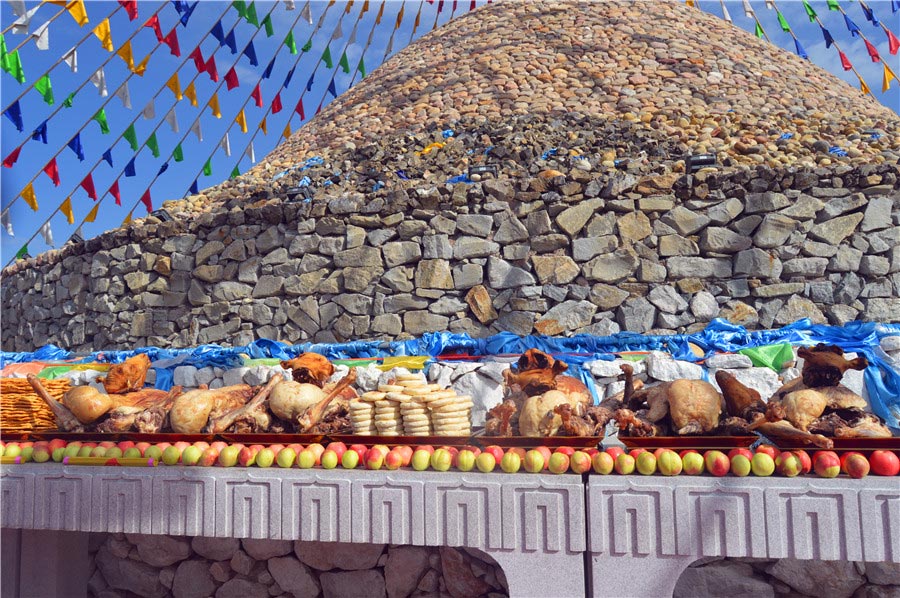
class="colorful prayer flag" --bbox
[125,158,136,177]
[246,2,259,26]
[203,159,212,176]
[272,92,283,113]
[147,132,160,158]
[68,134,85,160]
[164,28,181,56]
[60,198,74,224]
[230,166,240,179]
[140,189,152,213]
[802,0,816,22]
[35,74,54,104]
[103,149,113,166]
[864,39,880,61]
[884,63,898,92]
[262,14,274,36]
[209,93,221,118]
[225,67,239,89]
[243,41,258,65]
[66,0,89,26]
[3,100,23,131]
[110,180,121,204]
[31,120,47,144]
[80,174,97,199]
[145,14,162,40]
[167,72,182,100]
[124,124,138,150]
[185,82,198,106]
[85,203,99,223]
[44,158,60,186]
[93,19,112,51]
[285,30,297,54]
[295,98,305,119]
[322,46,333,68]
[3,146,22,168]
[236,109,247,133]
[119,0,138,20]
[117,41,134,69]
[93,108,110,134]
[173,144,184,162]
[339,51,350,73]
[21,182,38,210]
[252,84,263,107]
[839,50,852,70]
[887,27,900,55]
[205,55,218,81]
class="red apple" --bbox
[653,448,669,460]
[844,453,870,479]
[755,444,780,460]
[384,448,404,470]
[704,450,730,476]
[555,446,575,458]
[198,447,219,467]
[325,442,347,461]
[629,448,647,459]
[570,451,592,474]
[508,447,527,461]
[415,444,435,455]
[365,447,385,470]
[682,452,705,475]
[135,442,151,456]
[441,446,460,466]
[869,450,900,477]
[591,451,615,474]
[461,445,482,458]
[99,441,116,449]
[548,452,569,474]
[814,451,841,478]
[209,441,227,453]
[605,447,625,462]
[287,443,305,455]
[775,451,802,477]
[306,443,325,465]
[614,453,635,475]
[117,440,136,452]
[728,448,753,461]
[794,450,812,474]
[396,445,414,467]
[523,450,545,473]
[238,445,260,467]
[48,439,67,453]
[679,449,699,459]
[349,444,368,461]
[841,451,864,473]
[657,450,683,476]
[192,441,209,452]
[483,445,504,464]
[535,446,552,470]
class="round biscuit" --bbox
[423,390,457,401]
[427,397,468,409]
[362,391,387,400]
[396,374,425,382]
[385,392,411,403]
[377,384,405,393]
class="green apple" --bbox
[475,452,496,473]
[751,452,775,476]
[320,450,338,469]
[181,446,202,466]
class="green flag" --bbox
[754,21,764,38]
[203,159,212,176]
[245,2,259,26]
[776,10,790,32]
[0,34,9,74]
[35,74,54,105]
[826,0,839,10]
[739,344,794,372]
[301,38,312,52]
[7,50,24,83]
[802,0,817,22]
[322,46,333,68]
[284,30,297,54]
[357,57,366,78]
[172,143,184,162]
[261,14,274,37]
[230,165,240,179]
[124,124,138,150]
[63,92,75,108]
[232,0,246,17]
[339,51,350,74]
[93,109,110,134]
[147,132,160,158]
[15,244,28,259]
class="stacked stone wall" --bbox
[2,163,898,353]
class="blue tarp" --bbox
[3,319,899,427]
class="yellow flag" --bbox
[395,5,404,28]
[208,93,221,118]
[858,73,871,95]
[21,183,38,211]
[362,0,369,13]
[93,19,113,51]
[65,0,89,26]
[686,0,695,6]
[283,122,291,139]
[84,203,99,223]
[236,109,247,133]
[167,72,183,100]
[116,41,134,69]
[260,117,267,135]
[123,211,133,225]
[184,82,198,106]
[132,53,150,76]
[883,63,898,93]
[60,198,74,224]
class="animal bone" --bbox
[206,377,280,434]
[485,399,517,436]
[297,369,357,431]
[716,370,766,419]
[752,419,834,449]
[28,374,84,432]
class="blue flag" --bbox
[262,58,274,79]
[860,3,879,25]
[844,13,861,36]
[125,158,136,177]
[158,162,169,175]
[31,120,48,144]
[283,66,295,88]
[68,134,85,161]
[306,74,314,91]
[225,30,237,54]
[211,21,225,43]
[893,0,899,13]
[3,100,23,132]
[179,1,198,26]
[190,179,199,194]
[102,149,114,167]
[243,41,257,65]
[821,25,835,48]
[793,38,808,59]
[327,78,337,98]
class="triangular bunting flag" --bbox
[322,46,333,68]
[102,149,113,167]
[147,132,160,158]
[2,212,13,236]
[301,38,312,52]
[301,3,311,23]
[283,122,291,139]
[211,21,226,44]
[44,158,60,186]
[232,0,246,17]
[167,72,182,100]
[66,0,88,26]
[260,117,267,134]
[262,57,275,78]
[60,198,74,224]
[142,100,155,120]
[357,57,366,78]
[283,66,295,88]
[252,84,263,106]
[189,47,204,72]
[754,21,764,38]
[190,119,203,141]
[284,0,294,9]
[122,212,132,226]
[332,20,343,40]
[827,0,840,9]
[178,2,198,26]
[93,19,113,51]
[119,0,138,20]
[84,203,99,223]
[35,74,54,104]
[93,108,110,134]
[6,50,25,83]
[245,142,256,163]
[124,124,138,150]
[306,73,314,90]
[11,6,40,36]
[339,51,350,73]
[63,48,77,72]
[328,78,337,98]
[243,41,258,65]
[844,13,861,36]
[776,10,789,32]
[21,182,38,210]
[858,73,871,95]
[31,121,48,144]
[208,93,221,118]
[114,81,131,108]
[295,98,305,119]
[230,165,240,179]
[15,244,28,259]
[164,28,181,56]
[125,158,136,177]
[31,21,50,50]
[884,63,898,92]
[220,133,231,157]
[861,3,879,25]
[3,146,22,168]
[864,39,880,62]
[224,29,237,53]
[802,0,816,22]
[131,50,154,74]
[90,67,107,96]
[395,5,404,28]
[110,180,121,204]
[68,135,85,160]
[225,67,239,90]
[203,159,212,176]
[173,144,184,162]
[236,109,247,133]
[821,25,835,48]
[190,180,199,195]
[165,107,179,132]
[285,30,298,54]
[80,174,97,199]
[62,92,75,107]
[140,189,152,213]
[185,82,198,106]
[40,222,54,246]
[839,50,852,71]
[793,37,807,59]
[205,55,218,81]
[887,28,900,55]
[117,41,134,69]
[246,2,259,25]
[262,14,274,36]
[3,101,23,132]
[272,92,283,113]
[144,14,162,40]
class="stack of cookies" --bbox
[350,392,382,435]
[426,391,473,436]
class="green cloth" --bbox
[123,124,138,150]
[15,244,28,259]
[36,365,77,379]
[339,51,350,74]
[754,21,764,38]
[262,14,274,37]
[203,159,212,176]
[62,92,75,107]
[230,165,240,179]
[284,30,297,54]
[322,46,333,68]
[35,74,54,105]
[776,10,791,32]
[172,143,184,162]
[802,0,817,22]
[357,57,366,78]
[301,38,312,52]
[232,0,246,17]
[93,108,110,134]
[146,132,160,158]
[739,343,794,372]
[827,0,840,10]
[245,2,259,26]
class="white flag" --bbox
[142,100,155,120]
[90,67,107,96]
[11,6,41,34]
[347,26,357,45]
[220,133,231,157]
[301,3,311,24]
[32,21,50,50]
[40,222,54,246]
[114,81,132,109]
[721,1,732,23]
[8,0,25,18]
[764,0,775,8]
[385,36,393,56]
[742,0,753,17]
[284,0,295,9]
[73,225,83,241]
[165,107,179,132]
[332,20,342,40]
[1,211,13,236]
[245,142,256,163]
[63,48,77,72]
[190,119,203,142]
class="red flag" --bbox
[43,158,60,186]
[163,28,181,57]
[839,50,852,71]
[110,180,121,205]
[316,101,323,116]
[470,0,475,9]
[295,98,305,120]
[864,39,880,62]
[118,0,138,20]
[144,15,162,41]
[80,174,97,200]
[140,189,152,213]
[888,28,899,55]
[272,92,283,114]
[3,146,22,168]
[205,55,218,82]
[189,47,205,72]
[438,0,444,12]
[225,67,239,90]
[252,84,263,107]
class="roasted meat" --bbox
[280,353,335,386]
[797,344,868,388]
[554,403,593,436]
[716,370,766,420]
[485,400,517,436]
[99,354,152,394]
[169,384,255,434]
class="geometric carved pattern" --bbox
[152,471,217,537]
[350,473,425,546]
[764,485,861,561]
[91,473,153,534]
[32,471,92,531]
[0,471,34,529]
[674,483,766,558]
[281,474,351,543]
[859,482,900,563]
[216,472,281,539]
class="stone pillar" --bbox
[5,529,90,598]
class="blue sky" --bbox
[1,0,898,265]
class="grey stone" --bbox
[487,256,536,288]
[616,297,656,333]
[531,233,569,252]
[212,282,253,301]
[95,546,166,598]
[734,249,782,279]
[673,561,775,598]
[384,546,431,598]
[645,352,703,380]
[288,234,321,256]
[381,266,414,293]
[587,212,618,236]
[456,214,494,237]
[429,296,467,315]
[662,206,710,235]
[343,267,382,292]
[195,241,224,266]
[497,310,536,335]
[574,236,619,261]
[452,263,483,289]
[482,179,515,202]
[860,255,890,276]
[802,240,839,258]
[589,283,630,310]
[320,570,386,598]
[828,247,864,272]
[129,534,191,567]
[821,194,868,219]
[705,353,753,369]
[808,212,864,245]
[690,291,719,321]
[754,283,806,298]
[667,257,732,279]
[766,558,864,598]
[294,541,385,571]
[617,211,652,240]
[382,242,422,268]
[753,214,797,249]
[415,260,453,289]
[372,313,403,335]
[707,197,744,225]
[422,234,452,259]
[555,198,603,236]
[865,562,900,585]
[525,210,552,236]
[333,294,373,315]
[861,197,894,232]
[865,298,900,321]
[745,191,790,214]
[494,216,529,244]
[534,300,597,335]
[454,236,500,259]
[261,247,289,266]
[775,295,827,325]
[383,294,429,312]
[345,225,366,249]
[404,311,449,335]
[251,275,284,298]
[215,578,268,598]
[267,557,320,598]
[638,259,668,283]
[334,246,382,268]
[172,560,217,598]
[648,285,688,314]
[585,250,639,283]
[781,257,828,278]
[531,255,580,285]
[659,235,700,257]
[780,193,824,218]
